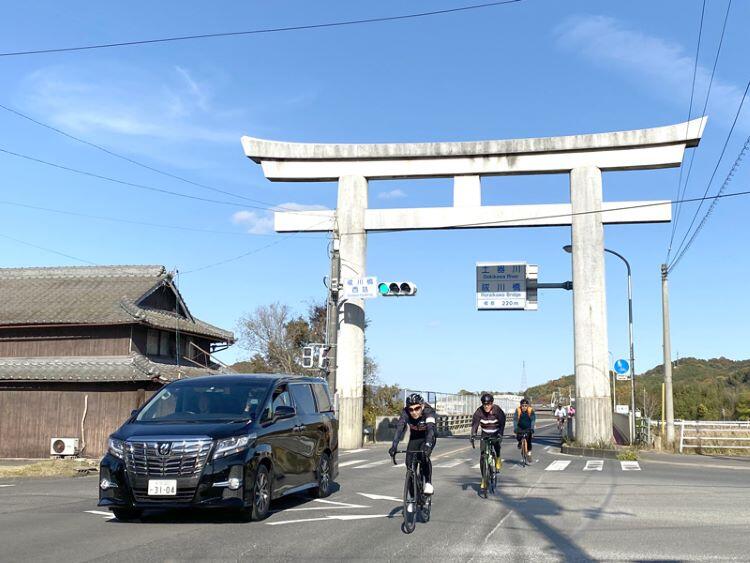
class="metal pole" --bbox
[604,248,636,445]
[325,239,341,394]
[661,264,675,446]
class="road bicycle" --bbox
[556,417,566,434]
[472,434,501,499]
[518,429,533,466]
[392,449,432,534]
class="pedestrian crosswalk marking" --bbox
[353,459,390,469]
[433,458,471,468]
[341,448,367,455]
[338,459,367,467]
[545,460,571,471]
[620,461,641,471]
[584,460,603,471]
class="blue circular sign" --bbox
[614,359,630,374]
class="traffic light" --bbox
[377,281,417,297]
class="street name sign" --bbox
[342,276,378,300]
[476,262,537,310]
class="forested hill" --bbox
[525,357,750,420]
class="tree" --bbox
[736,391,750,421]
[236,302,326,375]
[363,383,402,428]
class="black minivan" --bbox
[99,374,338,521]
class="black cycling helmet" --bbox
[405,393,424,407]
[520,397,530,405]
[481,393,494,405]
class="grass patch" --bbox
[0,459,98,479]
[617,449,639,461]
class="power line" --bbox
[0,198,325,238]
[0,146,332,216]
[0,102,304,212]
[0,1,525,58]
[668,76,750,269]
[668,0,733,263]
[668,134,750,273]
[666,0,707,262]
[0,232,97,265]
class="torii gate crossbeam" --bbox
[241,117,706,449]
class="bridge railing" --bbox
[677,420,750,453]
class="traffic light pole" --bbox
[324,238,341,394]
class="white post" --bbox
[335,175,368,449]
[570,166,613,445]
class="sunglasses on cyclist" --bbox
[408,405,423,412]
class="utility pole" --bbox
[661,264,675,446]
[324,238,341,395]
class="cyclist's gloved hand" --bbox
[388,445,397,457]
[422,442,433,457]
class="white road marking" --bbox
[85,510,115,519]
[621,461,641,471]
[584,460,604,471]
[472,463,481,469]
[338,459,367,467]
[433,458,470,468]
[545,460,571,471]
[0,484,15,488]
[544,446,551,451]
[267,514,389,526]
[391,463,405,468]
[352,460,390,469]
[279,499,369,512]
[357,492,402,502]
[340,448,367,455]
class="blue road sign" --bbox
[614,359,630,374]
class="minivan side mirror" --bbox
[274,405,296,419]
[131,409,138,417]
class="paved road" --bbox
[2,421,749,561]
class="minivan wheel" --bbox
[249,464,271,521]
[310,452,331,498]
[112,507,142,522]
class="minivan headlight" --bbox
[213,433,256,460]
[108,438,125,459]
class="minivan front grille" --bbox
[124,439,212,477]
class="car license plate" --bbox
[147,479,177,496]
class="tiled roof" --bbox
[0,353,229,382]
[0,265,233,342]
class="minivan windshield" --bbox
[136,380,271,423]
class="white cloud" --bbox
[377,188,407,200]
[232,202,329,235]
[21,65,242,145]
[555,15,748,130]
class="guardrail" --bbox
[677,420,750,453]
[374,413,475,442]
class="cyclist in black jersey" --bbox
[471,393,506,490]
[389,393,437,495]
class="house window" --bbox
[146,329,159,355]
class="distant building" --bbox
[0,265,235,458]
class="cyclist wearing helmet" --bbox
[471,393,506,490]
[513,398,536,461]
[389,393,437,495]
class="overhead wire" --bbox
[0,1,525,58]
[668,0,733,263]
[666,0,707,263]
[668,134,750,273]
[667,77,750,271]
[0,102,307,212]
[0,232,97,265]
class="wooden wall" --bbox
[0,326,132,357]
[0,382,159,459]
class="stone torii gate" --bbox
[241,117,706,449]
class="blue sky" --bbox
[1,0,748,393]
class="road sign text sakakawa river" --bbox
[476,262,530,310]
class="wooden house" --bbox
[0,265,235,458]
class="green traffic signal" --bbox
[378,282,390,295]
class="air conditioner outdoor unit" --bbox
[50,438,79,457]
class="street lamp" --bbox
[564,244,637,444]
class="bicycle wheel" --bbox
[480,454,489,499]
[521,436,529,466]
[488,455,496,495]
[402,471,417,534]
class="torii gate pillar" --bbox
[570,166,610,444]
[336,175,368,449]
